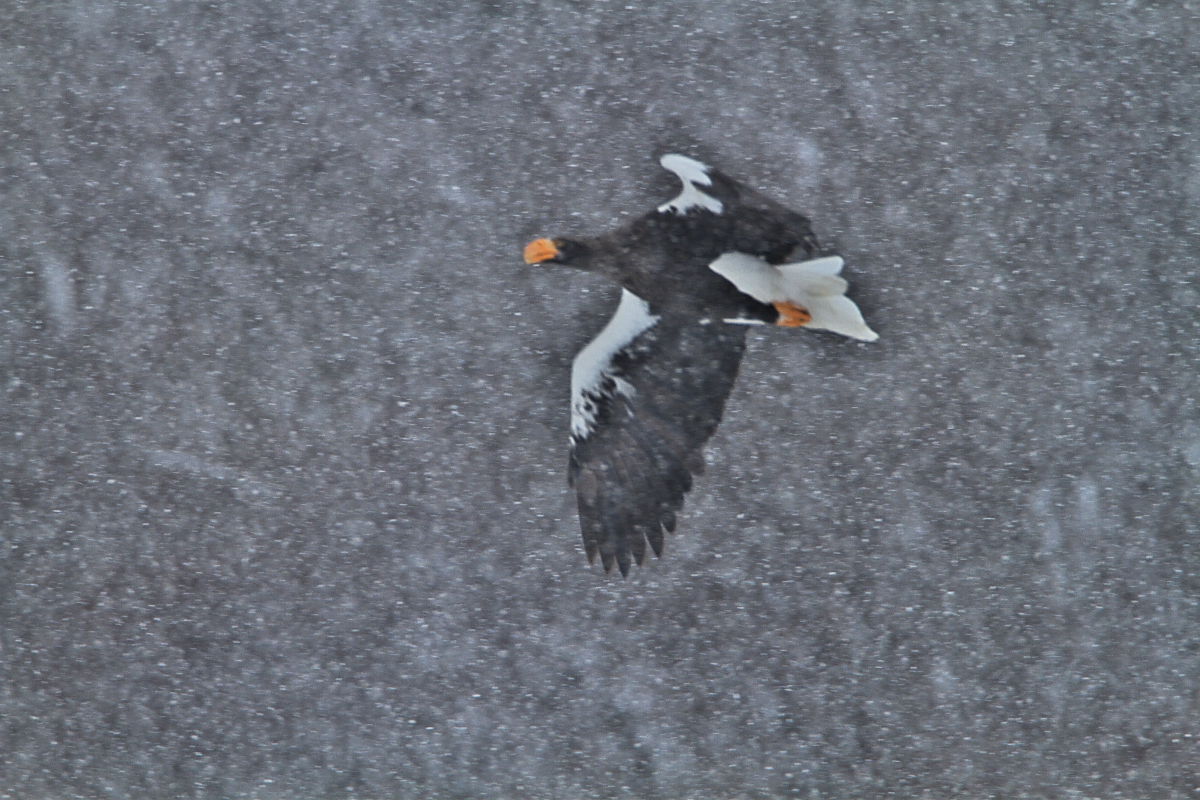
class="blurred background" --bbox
[3,1,1198,797]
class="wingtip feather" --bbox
[630,527,647,567]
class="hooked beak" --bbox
[523,238,559,264]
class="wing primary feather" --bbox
[605,501,634,577]
[647,521,666,558]
[594,498,622,575]
[621,408,695,530]
[578,494,602,566]
[603,436,660,573]
[629,524,648,567]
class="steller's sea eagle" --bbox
[524,154,877,576]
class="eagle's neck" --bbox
[564,236,623,281]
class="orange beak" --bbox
[523,238,560,264]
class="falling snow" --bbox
[2,2,1198,798]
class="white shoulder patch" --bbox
[657,154,724,215]
[571,289,659,440]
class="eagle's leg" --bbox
[773,301,812,327]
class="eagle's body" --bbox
[525,155,877,575]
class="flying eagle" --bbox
[524,154,877,576]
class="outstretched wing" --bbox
[658,153,820,263]
[568,289,748,576]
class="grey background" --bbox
[3,1,1199,797]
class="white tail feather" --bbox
[777,255,844,277]
[800,294,879,341]
[709,252,879,341]
[784,272,849,298]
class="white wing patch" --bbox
[571,289,659,440]
[657,154,724,215]
[709,252,879,341]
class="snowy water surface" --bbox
[3,2,1198,798]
